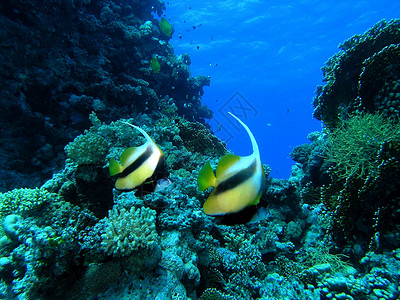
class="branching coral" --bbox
[65,130,109,165]
[100,206,159,257]
[199,288,235,300]
[0,187,58,217]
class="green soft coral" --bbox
[322,113,400,245]
[325,113,400,181]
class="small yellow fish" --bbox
[109,122,166,191]
[159,17,173,37]
[198,112,266,215]
[150,57,161,73]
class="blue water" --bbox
[165,0,400,178]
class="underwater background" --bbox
[1,0,400,299]
[167,0,400,178]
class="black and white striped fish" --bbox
[198,112,266,216]
[109,122,167,193]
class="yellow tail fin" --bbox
[198,162,217,191]
[109,158,123,176]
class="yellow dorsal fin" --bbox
[198,162,217,191]
[120,147,137,166]
[109,157,123,176]
[216,154,241,177]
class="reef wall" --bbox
[296,19,400,249]
[0,0,212,192]
[313,19,400,128]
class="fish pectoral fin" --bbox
[216,154,241,177]
[109,158,123,177]
[119,147,138,166]
[198,162,216,191]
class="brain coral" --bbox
[101,206,159,257]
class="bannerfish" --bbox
[198,112,266,216]
[109,122,168,194]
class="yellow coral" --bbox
[150,57,161,73]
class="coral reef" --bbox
[0,0,212,191]
[100,206,159,257]
[1,6,400,300]
[286,18,400,300]
[65,129,109,166]
[177,118,227,156]
[0,187,58,217]
[313,19,400,128]
[316,114,400,247]
[290,131,330,187]
[292,113,400,248]
[0,113,399,300]
[2,215,23,241]
[295,19,400,252]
